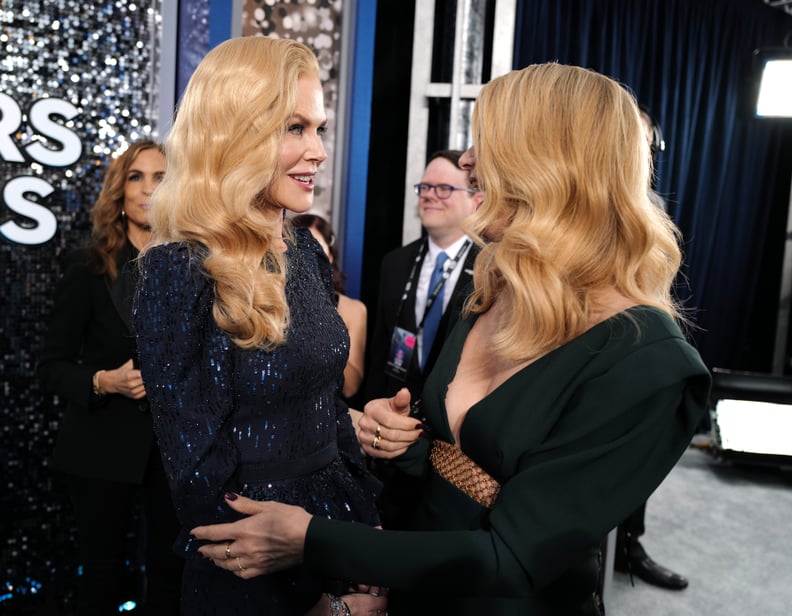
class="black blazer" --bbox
[363,238,479,403]
[38,245,156,484]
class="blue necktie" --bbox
[421,251,448,368]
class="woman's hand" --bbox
[97,358,146,399]
[341,591,388,615]
[358,388,422,459]
[192,493,312,579]
[306,592,388,616]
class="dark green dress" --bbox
[305,306,711,615]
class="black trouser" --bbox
[617,502,646,546]
[66,447,182,615]
[614,501,648,572]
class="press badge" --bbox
[385,326,416,381]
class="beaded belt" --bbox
[429,439,501,509]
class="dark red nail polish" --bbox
[224,492,238,501]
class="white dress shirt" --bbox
[414,234,472,327]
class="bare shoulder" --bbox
[337,294,367,321]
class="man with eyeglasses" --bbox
[363,149,483,529]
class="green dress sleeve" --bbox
[488,341,710,588]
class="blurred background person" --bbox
[38,140,182,615]
[613,104,689,591]
[291,213,367,406]
[363,149,482,404]
[362,150,482,530]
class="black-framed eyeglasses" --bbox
[413,183,475,200]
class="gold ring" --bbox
[375,425,382,439]
[225,541,232,560]
[373,434,382,449]
[236,556,245,572]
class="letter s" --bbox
[0,176,57,245]
[27,98,82,167]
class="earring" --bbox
[121,210,126,218]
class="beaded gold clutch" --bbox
[429,439,501,509]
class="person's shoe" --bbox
[625,554,689,590]
[614,538,689,590]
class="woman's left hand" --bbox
[192,493,312,579]
[358,388,421,459]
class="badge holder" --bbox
[384,326,416,381]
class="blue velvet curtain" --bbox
[513,0,792,372]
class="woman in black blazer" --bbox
[38,140,181,615]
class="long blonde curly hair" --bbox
[146,36,320,350]
[464,63,683,362]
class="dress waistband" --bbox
[235,441,339,483]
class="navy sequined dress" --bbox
[133,228,380,615]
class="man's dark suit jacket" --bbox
[38,245,156,485]
[362,237,478,529]
[363,237,479,404]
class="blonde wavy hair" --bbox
[89,140,162,278]
[146,36,320,350]
[465,63,683,362]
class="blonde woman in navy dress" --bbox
[133,37,383,615]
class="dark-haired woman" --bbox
[39,140,182,615]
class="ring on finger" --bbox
[236,556,246,572]
[372,434,382,449]
[374,424,381,439]
[225,541,232,560]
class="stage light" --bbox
[753,49,792,118]
[709,368,792,464]
[714,398,792,456]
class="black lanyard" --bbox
[394,239,471,330]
